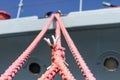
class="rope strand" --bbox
[0,14,55,80]
[55,14,96,80]
[0,13,96,80]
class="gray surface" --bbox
[0,8,120,35]
[0,8,120,80]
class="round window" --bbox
[29,62,41,75]
[104,57,119,71]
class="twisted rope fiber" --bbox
[55,17,75,80]
[55,14,96,80]
[0,13,96,80]
[38,63,59,80]
[0,14,55,80]
[38,14,76,80]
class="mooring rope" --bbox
[0,14,55,80]
[0,13,96,80]
[55,14,96,80]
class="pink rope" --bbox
[38,63,59,80]
[53,50,76,80]
[0,14,55,80]
[38,13,76,80]
[55,15,75,80]
[0,13,96,80]
[55,14,96,80]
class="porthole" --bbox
[103,57,119,71]
[29,62,41,75]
